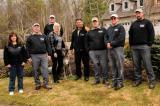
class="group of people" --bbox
[3,8,156,96]
[70,8,156,90]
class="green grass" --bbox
[0,76,160,106]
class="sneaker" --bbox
[9,91,14,96]
[19,89,23,94]
[149,83,156,89]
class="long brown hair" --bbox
[8,32,19,44]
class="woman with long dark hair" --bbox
[3,32,28,95]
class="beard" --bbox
[137,16,143,20]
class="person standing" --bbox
[26,23,52,90]
[85,17,109,86]
[104,14,125,90]
[3,32,28,95]
[129,8,156,89]
[48,23,65,83]
[70,18,90,81]
[44,15,63,36]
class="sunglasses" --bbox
[111,17,117,20]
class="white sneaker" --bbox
[9,91,14,96]
[19,89,23,94]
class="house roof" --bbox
[102,1,160,21]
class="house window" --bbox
[124,2,128,9]
[140,0,143,6]
[110,3,115,11]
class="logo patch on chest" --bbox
[40,38,44,41]
[140,24,145,28]
[98,30,103,33]
[114,28,119,31]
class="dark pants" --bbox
[131,45,155,83]
[75,50,90,78]
[109,47,124,85]
[9,65,24,92]
[52,50,63,82]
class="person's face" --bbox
[135,12,144,20]
[92,20,99,28]
[32,25,40,33]
[54,25,60,34]
[111,17,119,25]
[10,34,17,42]
[49,17,55,24]
[76,20,83,29]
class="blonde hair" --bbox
[53,22,61,35]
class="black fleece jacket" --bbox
[104,24,126,48]
[70,26,87,52]
[85,27,107,50]
[26,34,52,57]
[3,43,28,66]
[129,19,155,46]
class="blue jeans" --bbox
[9,65,24,92]
[108,47,124,85]
[89,50,109,82]
[131,45,155,83]
[31,54,49,86]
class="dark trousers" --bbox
[52,50,63,82]
[75,50,89,78]
[131,45,155,83]
[9,65,24,92]
[109,47,124,85]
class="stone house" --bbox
[102,0,160,36]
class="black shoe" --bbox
[92,81,100,85]
[54,80,60,83]
[35,85,41,90]
[102,80,110,87]
[84,77,89,81]
[42,85,52,90]
[74,76,81,80]
[149,83,155,89]
[114,83,124,90]
[132,81,142,87]
[111,83,117,88]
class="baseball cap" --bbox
[49,15,55,18]
[92,17,99,22]
[110,14,119,18]
[135,8,143,13]
[33,23,40,27]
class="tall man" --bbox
[26,23,52,90]
[85,17,109,85]
[70,18,90,81]
[44,15,63,36]
[104,14,125,90]
[129,8,156,89]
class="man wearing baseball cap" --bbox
[129,8,156,89]
[44,15,63,36]
[85,17,110,86]
[104,14,126,90]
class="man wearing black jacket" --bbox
[104,14,125,90]
[129,9,156,89]
[44,15,63,36]
[26,23,52,90]
[70,19,89,81]
[85,17,109,86]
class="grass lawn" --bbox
[0,76,160,106]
